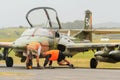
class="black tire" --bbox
[6,57,13,67]
[90,58,98,68]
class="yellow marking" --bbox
[0,72,34,76]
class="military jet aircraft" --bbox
[0,7,120,68]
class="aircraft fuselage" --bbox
[12,27,55,57]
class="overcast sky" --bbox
[0,0,120,27]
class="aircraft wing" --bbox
[59,29,120,37]
[67,43,120,48]
[65,42,120,52]
[0,42,13,48]
[83,29,120,34]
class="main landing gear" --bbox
[0,48,13,67]
[90,58,98,68]
[6,57,13,67]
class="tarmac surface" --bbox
[0,64,120,80]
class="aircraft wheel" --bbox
[90,58,98,68]
[6,57,13,67]
[26,59,33,69]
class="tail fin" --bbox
[75,10,92,42]
[84,10,92,29]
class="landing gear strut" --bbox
[90,58,98,68]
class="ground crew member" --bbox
[43,50,74,68]
[26,42,42,69]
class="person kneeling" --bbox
[43,50,74,69]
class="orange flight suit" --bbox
[45,50,59,61]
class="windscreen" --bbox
[26,7,60,29]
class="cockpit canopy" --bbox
[26,7,61,29]
[21,28,53,37]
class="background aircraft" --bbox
[0,7,120,68]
